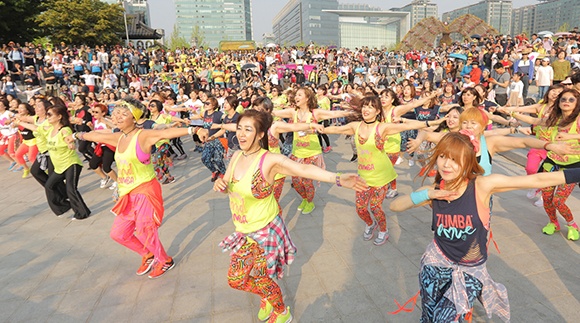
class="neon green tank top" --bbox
[383,107,401,153]
[46,126,82,174]
[292,111,322,158]
[152,113,172,147]
[547,117,580,166]
[534,103,551,141]
[355,122,397,187]
[115,130,156,196]
[228,150,279,233]
[34,116,50,153]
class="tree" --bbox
[558,22,571,33]
[36,0,124,46]
[190,25,208,48]
[0,0,43,43]
[168,24,189,51]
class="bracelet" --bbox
[188,126,194,136]
[309,122,313,130]
[335,172,342,187]
[410,189,430,205]
[75,132,86,141]
[543,142,550,150]
[425,120,430,127]
[515,126,521,134]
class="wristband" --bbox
[72,132,77,140]
[563,169,580,184]
[543,142,550,151]
[425,120,430,127]
[76,132,86,141]
[188,126,194,136]
[410,189,430,205]
[335,172,342,187]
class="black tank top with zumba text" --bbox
[431,180,488,266]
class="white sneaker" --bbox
[386,189,399,198]
[373,230,389,246]
[527,189,540,199]
[100,176,110,189]
[395,157,403,165]
[408,159,415,167]
[109,181,118,190]
[534,196,544,208]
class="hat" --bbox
[471,61,479,65]
[542,57,550,62]
[561,77,573,85]
[522,48,532,54]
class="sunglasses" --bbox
[560,97,577,103]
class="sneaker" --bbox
[109,181,118,190]
[386,189,399,199]
[12,166,23,172]
[100,176,110,188]
[175,154,188,160]
[395,157,403,165]
[419,167,427,177]
[258,298,274,321]
[22,169,30,179]
[350,154,358,162]
[267,307,292,323]
[163,176,176,185]
[427,169,437,177]
[527,189,540,199]
[58,209,75,219]
[534,196,543,208]
[323,146,332,153]
[363,221,377,241]
[136,253,155,276]
[148,257,175,279]
[408,159,415,167]
[301,202,315,215]
[373,230,389,246]
[567,225,580,241]
[297,198,308,211]
[210,171,220,182]
[7,162,16,171]
[542,222,560,235]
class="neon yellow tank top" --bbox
[228,150,279,233]
[292,111,322,158]
[46,126,82,174]
[152,114,172,147]
[534,103,551,141]
[355,122,397,187]
[547,117,580,166]
[115,130,156,197]
[34,116,50,152]
[383,107,401,153]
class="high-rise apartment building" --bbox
[272,0,339,46]
[511,5,535,36]
[393,0,438,29]
[442,0,512,35]
[104,0,151,26]
[533,0,580,34]
[174,0,253,48]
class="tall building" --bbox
[174,0,253,48]
[324,5,410,49]
[392,0,438,29]
[533,0,580,34]
[511,5,535,36]
[103,0,151,26]
[272,0,339,46]
[442,0,512,35]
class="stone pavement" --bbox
[0,134,579,323]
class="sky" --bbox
[148,0,539,42]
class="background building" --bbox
[272,0,339,46]
[533,0,580,34]
[174,0,252,48]
[511,4,535,36]
[104,0,151,26]
[442,0,512,35]
[324,5,410,49]
[392,0,438,29]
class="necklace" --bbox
[242,147,261,157]
[363,119,376,124]
[122,127,137,137]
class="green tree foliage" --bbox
[191,25,208,48]
[558,23,571,33]
[36,0,124,46]
[169,24,189,50]
[0,0,43,43]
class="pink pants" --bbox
[526,148,547,175]
[15,143,38,166]
[0,134,16,157]
[110,193,169,263]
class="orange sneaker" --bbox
[148,257,175,279]
[136,252,155,276]
[427,169,437,177]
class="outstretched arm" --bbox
[380,117,445,136]
[389,185,459,212]
[322,122,356,135]
[271,120,323,136]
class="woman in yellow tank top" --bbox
[71,98,200,279]
[213,109,367,323]
[323,96,445,245]
[272,87,355,215]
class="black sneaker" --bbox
[350,154,358,162]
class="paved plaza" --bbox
[0,135,579,323]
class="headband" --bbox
[459,129,480,153]
[116,101,143,121]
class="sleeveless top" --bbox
[534,103,551,141]
[228,150,279,233]
[292,111,321,158]
[546,117,580,166]
[476,135,492,176]
[382,107,401,153]
[267,129,285,180]
[355,122,397,187]
[115,130,156,197]
[46,126,82,174]
[151,113,172,147]
[432,180,489,266]
[34,117,50,153]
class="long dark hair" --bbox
[50,105,72,128]
[380,89,401,106]
[237,109,272,150]
[545,89,580,128]
[148,99,164,113]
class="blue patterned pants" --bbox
[202,139,226,174]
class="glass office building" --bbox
[175,0,253,48]
[273,0,339,46]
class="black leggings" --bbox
[45,164,91,219]
[31,153,70,215]
[171,137,186,155]
[89,145,115,173]
[317,120,330,148]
